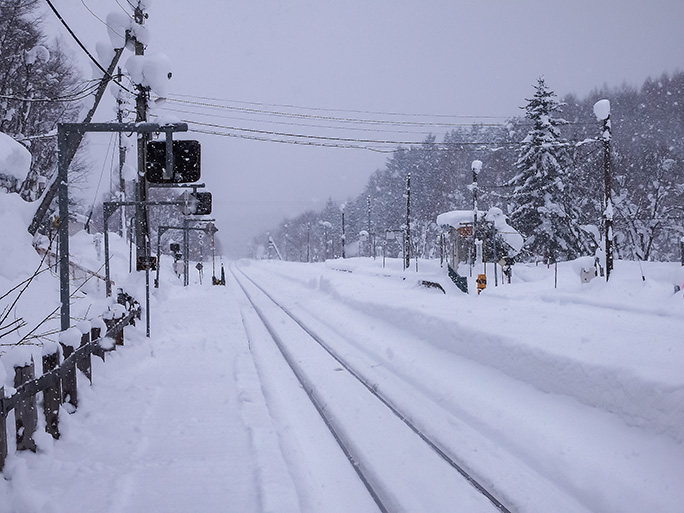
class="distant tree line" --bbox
[254,71,684,263]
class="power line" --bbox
[164,92,511,120]
[43,0,134,94]
[155,105,477,137]
[180,126,396,153]
[114,0,135,19]
[162,97,508,128]
[181,119,520,147]
[0,81,101,103]
[80,0,125,38]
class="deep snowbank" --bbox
[261,258,684,444]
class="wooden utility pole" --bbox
[134,2,150,269]
[28,47,126,235]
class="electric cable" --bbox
[155,105,490,137]
[0,81,101,103]
[114,0,135,19]
[80,0,126,38]
[164,92,511,120]
[162,93,597,128]
[181,119,520,147]
[162,97,505,128]
[43,0,135,94]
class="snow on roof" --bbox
[0,132,31,182]
[437,207,524,254]
[484,207,524,253]
[436,210,479,228]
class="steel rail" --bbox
[233,263,514,513]
[231,264,390,513]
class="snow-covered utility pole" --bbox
[594,99,613,281]
[134,1,150,271]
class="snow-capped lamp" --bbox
[593,99,610,121]
[593,99,611,140]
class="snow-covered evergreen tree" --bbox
[508,77,584,262]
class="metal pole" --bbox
[183,217,190,286]
[57,126,71,332]
[145,260,151,337]
[104,211,111,296]
[602,118,614,281]
[117,72,127,239]
[405,173,411,270]
[493,235,498,286]
[341,209,346,259]
[472,161,479,269]
[155,228,162,288]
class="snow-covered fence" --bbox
[0,298,140,471]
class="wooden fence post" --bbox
[91,323,105,361]
[14,360,37,452]
[42,345,61,439]
[59,350,77,411]
[77,323,92,384]
[102,309,119,350]
[103,317,124,347]
[0,389,8,471]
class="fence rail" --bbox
[0,300,140,471]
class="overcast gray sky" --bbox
[48,0,684,257]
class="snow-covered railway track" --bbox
[232,263,511,513]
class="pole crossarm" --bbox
[148,183,206,189]
[103,199,204,222]
[57,122,188,135]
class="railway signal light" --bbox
[178,190,212,215]
[146,140,201,183]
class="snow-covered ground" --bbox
[2,230,684,512]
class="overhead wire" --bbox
[186,126,396,153]
[155,94,601,154]
[44,0,135,95]
[0,81,101,103]
[164,92,511,120]
[161,97,508,128]
[155,105,477,137]
[114,0,135,19]
[85,133,116,231]
[80,0,127,39]
[179,119,521,148]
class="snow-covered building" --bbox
[436,207,523,268]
